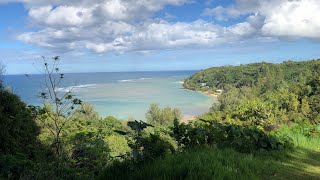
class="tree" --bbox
[74,102,101,121]
[145,104,182,126]
[300,97,311,117]
[145,104,161,124]
[29,56,82,157]
[0,77,45,179]
[115,120,175,162]
[0,81,39,157]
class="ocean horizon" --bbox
[3,70,214,120]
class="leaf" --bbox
[127,120,153,132]
[252,133,259,142]
[65,94,73,100]
[260,141,268,148]
[114,130,127,135]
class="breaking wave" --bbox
[55,84,97,92]
[118,78,152,82]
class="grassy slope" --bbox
[102,126,320,180]
[132,148,319,180]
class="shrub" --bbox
[0,85,44,178]
[172,120,293,153]
[145,104,182,127]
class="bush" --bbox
[0,85,46,178]
[145,104,182,126]
[172,120,293,153]
[0,85,40,156]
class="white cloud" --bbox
[202,0,320,39]
[29,5,94,27]
[24,0,189,23]
[202,6,229,21]
[14,0,260,53]
[228,22,256,37]
[18,20,257,53]
[3,0,320,54]
[261,0,320,38]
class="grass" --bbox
[101,125,320,180]
[107,148,319,180]
[270,125,320,179]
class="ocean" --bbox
[3,71,214,120]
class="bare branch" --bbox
[30,56,82,156]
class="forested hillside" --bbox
[184,60,320,91]
[184,60,320,126]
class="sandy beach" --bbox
[197,91,218,97]
[181,115,196,123]
[179,89,218,123]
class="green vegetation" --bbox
[30,56,83,156]
[103,123,319,180]
[0,84,44,179]
[185,60,320,126]
[101,144,320,180]
[1,59,320,179]
[146,103,182,126]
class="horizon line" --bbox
[4,69,201,76]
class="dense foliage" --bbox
[172,119,293,153]
[0,85,39,156]
[1,59,320,179]
[184,60,320,126]
[145,103,182,126]
[0,84,44,179]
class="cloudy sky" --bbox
[1,0,320,74]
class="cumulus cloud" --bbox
[28,5,94,27]
[261,0,320,38]
[17,20,257,53]
[24,0,189,24]
[2,0,320,53]
[202,0,320,39]
[14,0,254,53]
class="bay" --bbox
[3,71,214,120]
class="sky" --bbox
[0,0,320,74]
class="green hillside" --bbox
[185,60,320,126]
[1,59,320,179]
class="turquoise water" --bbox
[4,71,214,120]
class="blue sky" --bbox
[1,0,320,74]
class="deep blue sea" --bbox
[3,71,214,120]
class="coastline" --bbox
[197,90,218,98]
[181,87,219,123]
[183,88,218,98]
[181,115,196,123]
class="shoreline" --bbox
[196,90,218,98]
[181,88,219,123]
[183,87,219,98]
[182,86,218,98]
[181,115,196,123]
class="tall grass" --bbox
[277,124,320,150]
[101,147,272,180]
[100,125,320,180]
